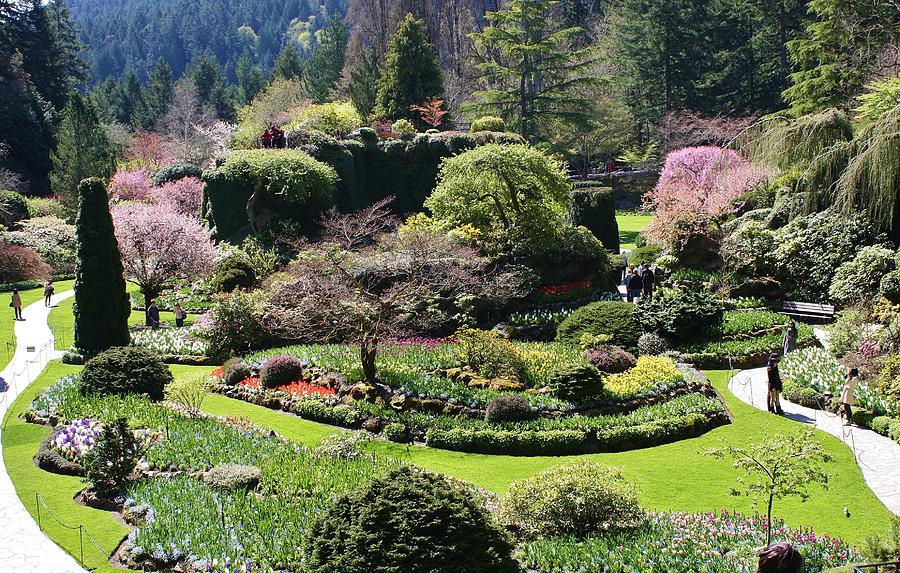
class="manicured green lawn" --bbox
[616,211,653,250]
[49,283,195,351]
[3,363,891,573]
[2,280,73,370]
[1,362,126,573]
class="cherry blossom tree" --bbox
[112,202,217,301]
[108,169,153,202]
[151,176,203,217]
[643,146,773,245]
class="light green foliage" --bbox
[455,328,526,382]
[374,14,445,126]
[854,78,900,124]
[721,220,777,277]
[390,118,415,135]
[500,461,644,538]
[705,428,832,545]
[196,290,267,356]
[164,374,208,415]
[829,245,895,306]
[471,116,506,133]
[427,143,570,254]
[232,78,306,149]
[862,516,900,564]
[603,356,684,400]
[827,308,867,358]
[286,101,363,136]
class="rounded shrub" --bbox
[0,189,29,227]
[391,119,415,136]
[222,357,252,386]
[456,328,525,382]
[500,460,645,538]
[637,332,671,356]
[259,354,304,388]
[152,163,202,186]
[215,256,256,292]
[305,465,519,573]
[880,270,900,304]
[80,347,173,401]
[484,395,533,423]
[583,344,636,374]
[548,364,604,401]
[0,242,51,283]
[830,245,895,305]
[382,422,408,443]
[470,116,506,133]
[556,301,640,348]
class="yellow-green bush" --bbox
[603,356,684,400]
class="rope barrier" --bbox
[35,492,112,566]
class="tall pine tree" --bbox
[236,49,265,104]
[374,14,445,126]
[50,92,114,216]
[466,0,598,140]
[305,16,349,103]
[271,43,304,81]
[190,52,235,121]
[140,57,174,129]
[73,177,130,355]
[349,45,381,121]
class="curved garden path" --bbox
[0,290,85,573]
[728,367,900,516]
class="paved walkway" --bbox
[0,290,86,573]
[728,367,900,516]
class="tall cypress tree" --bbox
[50,91,115,217]
[271,43,304,81]
[73,177,130,356]
[374,14,445,126]
[305,16,349,103]
[236,49,265,104]
[349,45,381,121]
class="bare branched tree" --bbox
[263,203,530,381]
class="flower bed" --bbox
[238,376,337,399]
[51,418,102,462]
[130,326,214,363]
[517,511,859,573]
[676,322,816,369]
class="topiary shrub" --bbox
[222,357,252,386]
[382,422,408,443]
[80,347,172,401]
[203,463,261,490]
[881,271,900,304]
[548,364,604,401]
[634,288,724,342]
[259,354,304,388]
[0,189,29,228]
[0,242,50,282]
[470,116,506,133]
[499,461,645,538]
[214,256,256,292]
[484,395,534,423]
[305,465,519,573]
[583,345,636,374]
[571,186,619,252]
[152,163,203,186]
[556,301,640,348]
[637,332,671,356]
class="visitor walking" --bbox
[757,542,804,573]
[10,289,23,321]
[766,352,784,414]
[839,368,859,426]
[43,280,54,307]
[261,128,273,149]
[641,264,655,300]
[146,299,161,329]
[174,303,186,328]
[782,320,797,355]
[619,253,628,284]
[626,266,643,303]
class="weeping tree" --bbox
[739,105,900,239]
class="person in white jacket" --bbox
[839,368,859,426]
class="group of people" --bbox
[9,280,54,321]
[766,319,859,425]
[260,125,286,149]
[144,299,187,329]
[621,260,656,303]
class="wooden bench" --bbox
[780,300,835,322]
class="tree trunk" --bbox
[361,337,378,382]
[766,493,774,546]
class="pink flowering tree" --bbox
[643,146,773,245]
[112,202,217,301]
[151,176,203,217]
[108,169,153,202]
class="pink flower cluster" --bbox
[151,176,203,216]
[109,169,154,202]
[51,418,103,462]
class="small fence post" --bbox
[78,526,84,565]
[35,492,41,531]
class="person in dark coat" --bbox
[146,299,161,329]
[766,352,784,414]
[641,264,655,300]
[626,266,643,303]
[43,280,54,307]
[757,542,804,573]
[261,128,273,149]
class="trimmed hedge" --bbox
[201,149,338,239]
[471,116,506,133]
[571,185,619,252]
[80,347,173,401]
[556,301,640,348]
[152,164,202,186]
[203,130,524,239]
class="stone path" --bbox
[728,367,900,516]
[0,290,86,573]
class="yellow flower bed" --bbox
[604,356,684,400]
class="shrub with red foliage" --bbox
[583,344,636,374]
[259,354,305,389]
[0,242,51,283]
